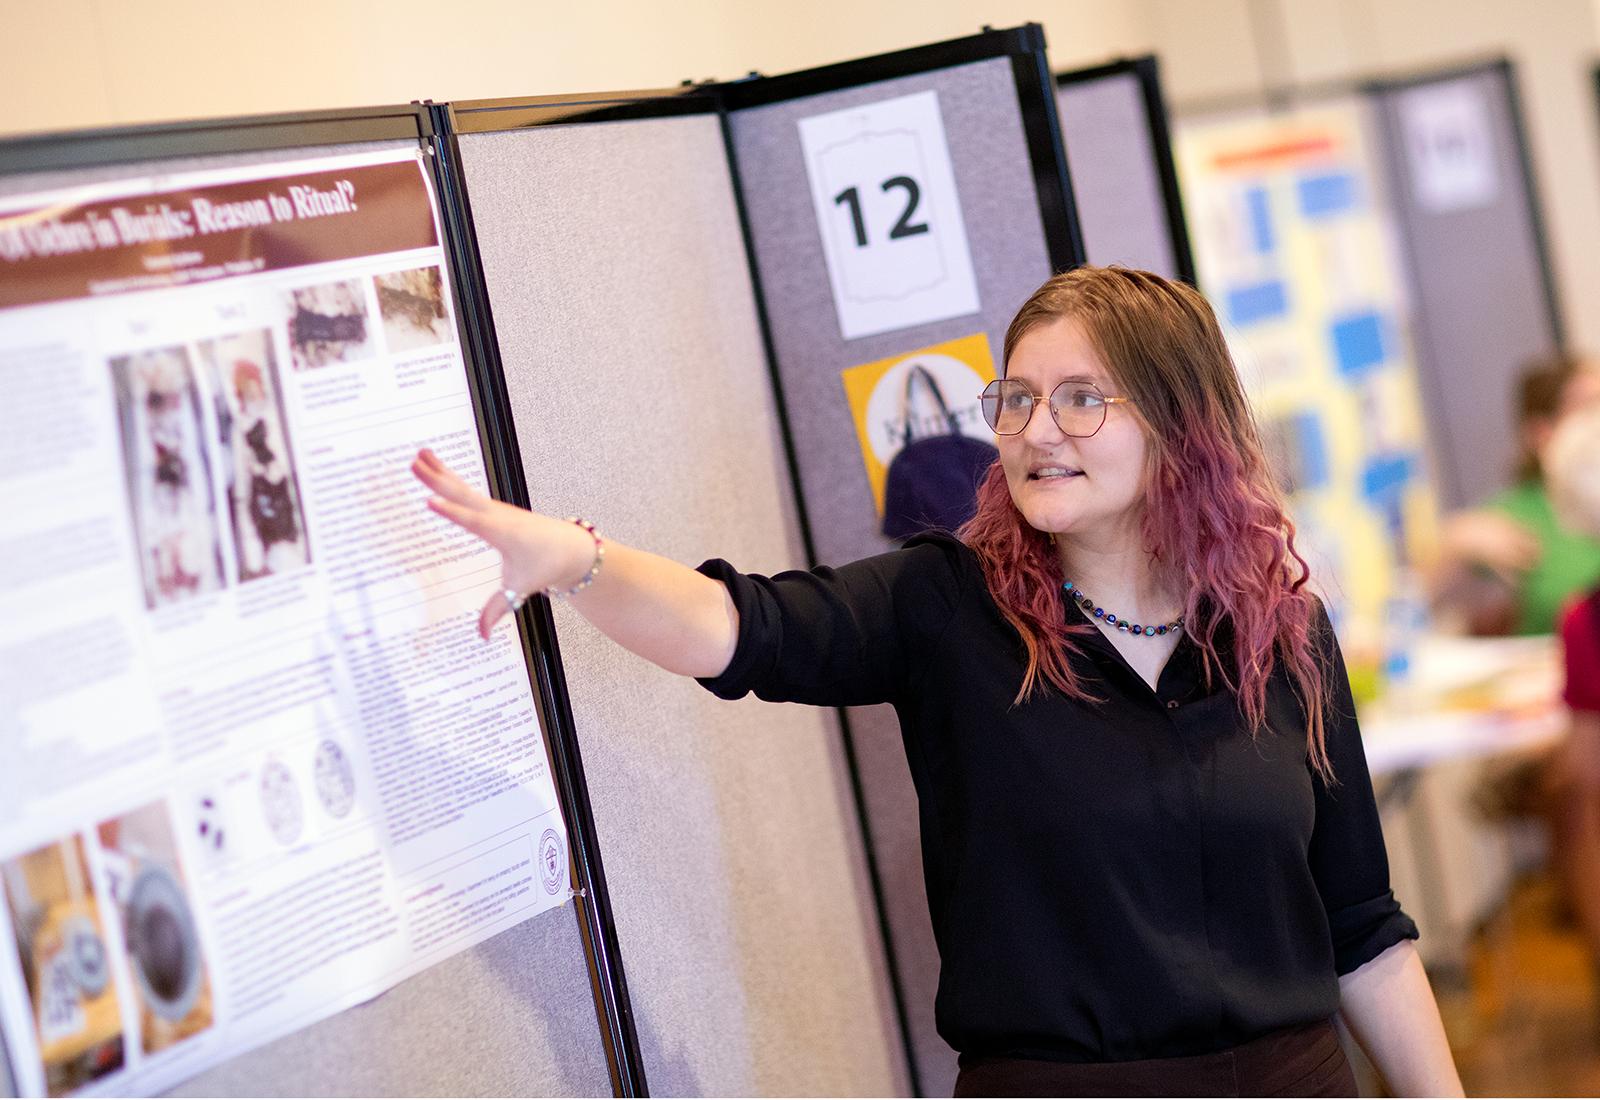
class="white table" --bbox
[1357,634,1567,979]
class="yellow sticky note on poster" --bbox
[841,332,997,516]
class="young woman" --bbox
[413,267,1462,1097]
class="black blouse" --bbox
[696,532,1416,1065]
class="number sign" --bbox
[798,90,981,340]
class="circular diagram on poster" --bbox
[259,759,303,846]
[127,864,203,1022]
[313,739,355,819]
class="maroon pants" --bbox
[953,1019,1357,1098]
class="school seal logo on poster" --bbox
[539,829,564,895]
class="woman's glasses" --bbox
[979,379,1134,437]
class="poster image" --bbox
[286,278,374,370]
[374,266,453,352]
[313,739,357,820]
[199,329,310,582]
[840,331,997,519]
[109,346,227,610]
[1177,102,1441,648]
[1,838,124,1096]
[95,803,214,1055]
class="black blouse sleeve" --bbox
[693,533,969,709]
[1306,601,1420,975]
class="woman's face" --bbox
[998,316,1149,541]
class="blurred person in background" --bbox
[1544,404,1600,980]
[1430,354,1600,636]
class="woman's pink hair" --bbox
[959,266,1333,781]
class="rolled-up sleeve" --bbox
[694,534,966,709]
[1306,605,1420,975]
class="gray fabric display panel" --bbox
[0,143,612,1098]
[454,115,908,1096]
[1056,68,1183,278]
[727,57,1057,1096]
[1369,63,1561,509]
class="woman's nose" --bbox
[1022,397,1066,446]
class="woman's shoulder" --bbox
[899,528,979,566]
[837,530,982,622]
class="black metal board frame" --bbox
[0,104,641,1098]
[717,24,1085,275]
[1055,55,1198,286]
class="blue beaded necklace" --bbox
[1062,579,1183,639]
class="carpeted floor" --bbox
[1438,873,1600,1097]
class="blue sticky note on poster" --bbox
[1297,172,1357,218]
[1244,186,1274,253]
[1226,280,1289,327]
[1330,312,1387,377]
[1361,452,1416,506]
[1291,413,1330,491]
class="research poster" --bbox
[1176,102,1442,658]
[0,149,569,1097]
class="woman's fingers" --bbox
[478,588,513,640]
[413,449,543,639]
[412,449,488,508]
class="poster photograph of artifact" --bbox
[96,803,215,1056]
[198,329,311,582]
[1,838,125,1097]
[285,279,374,370]
[374,266,453,352]
[109,346,228,610]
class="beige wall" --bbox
[9,1,1597,343]
[0,1,1153,138]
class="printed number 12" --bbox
[833,177,930,248]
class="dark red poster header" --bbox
[0,158,438,310]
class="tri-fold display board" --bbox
[0,24,1216,1097]
[1055,57,1195,283]
[0,108,625,1099]
[1364,60,1562,512]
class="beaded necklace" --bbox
[1062,579,1183,638]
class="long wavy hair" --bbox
[958,266,1333,781]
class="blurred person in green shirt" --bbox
[1432,354,1600,635]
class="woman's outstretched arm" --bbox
[412,448,738,678]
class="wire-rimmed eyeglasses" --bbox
[979,379,1134,437]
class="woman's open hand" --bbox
[411,448,593,639]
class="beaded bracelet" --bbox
[547,517,604,598]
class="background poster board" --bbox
[1176,98,1443,659]
[0,116,620,1098]
[1055,57,1196,283]
[1368,60,1563,512]
[721,26,1081,1095]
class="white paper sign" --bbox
[798,90,981,340]
[1399,81,1499,214]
